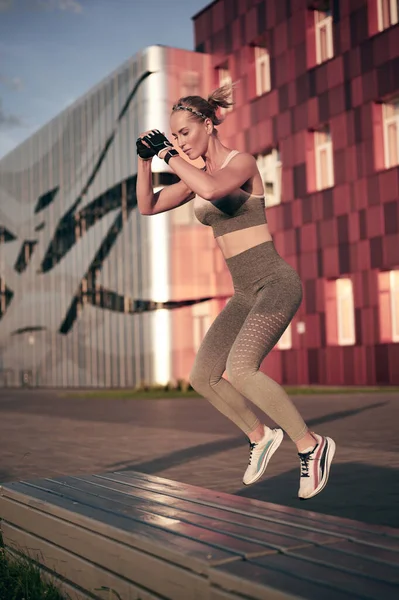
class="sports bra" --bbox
[193,150,267,238]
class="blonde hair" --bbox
[172,84,234,126]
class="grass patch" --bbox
[61,385,399,400]
[0,534,66,600]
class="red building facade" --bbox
[190,0,399,385]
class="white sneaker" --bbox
[298,433,336,500]
[243,426,284,486]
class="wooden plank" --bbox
[4,479,273,560]
[102,471,399,550]
[0,497,208,600]
[3,522,163,600]
[66,474,340,547]
[6,548,95,600]
[46,475,335,552]
[209,560,359,600]
[252,554,399,600]
[287,544,399,583]
[0,486,240,571]
[319,539,399,566]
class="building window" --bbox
[315,8,334,64]
[383,98,399,168]
[315,125,334,190]
[277,324,292,350]
[254,46,271,96]
[256,149,282,208]
[378,270,399,342]
[336,279,356,346]
[217,66,233,113]
[192,302,211,352]
[377,0,399,30]
[325,278,355,346]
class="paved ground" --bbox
[1,388,398,529]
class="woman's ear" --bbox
[205,118,213,135]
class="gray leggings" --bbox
[189,241,308,442]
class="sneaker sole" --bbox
[299,437,336,500]
[243,429,284,486]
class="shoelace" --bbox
[298,443,318,478]
[248,441,257,465]
[298,452,311,477]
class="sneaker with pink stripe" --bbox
[298,433,336,500]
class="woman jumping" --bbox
[136,85,335,500]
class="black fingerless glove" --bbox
[136,137,156,160]
[141,129,174,157]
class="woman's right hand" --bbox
[136,130,156,161]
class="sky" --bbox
[0,0,211,159]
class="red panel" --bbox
[305,314,321,348]
[291,198,303,227]
[346,146,358,181]
[339,17,351,53]
[277,110,292,140]
[274,21,288,56]
[357,240,371,270]
[300,251,319,280]
[293,130,306,164]
[384,234,399,266]
[281,136,293,168]
[282,167,294,202]
[325,348,344,385]
[388,346,399,384]
[266,0,276,29]
[388,24,399,58]
[330,113,348,150]
[293,102,308,134]
[366,205,384,237]
[307,97,319,130]
[301,222,317,252]
[245,6,258,42]
[379,168,399,203]
[305,131,316,193]
[333,184,351,215]
[351,76,363,107]
[319,218,338,247]
[353,177,368,210]
[329,85,345,117]
[327,56,344,89]
[323,246,339,278]
[291,9,307,45]
[367,0,379,36]
[306,8,316,69]
[348,211,360,243]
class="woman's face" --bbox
[170,111,211,160]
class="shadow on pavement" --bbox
[106,402,388,474]
[234,462,399,529]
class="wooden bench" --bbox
[1,469,398,600]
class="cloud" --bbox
[0,99,23,129]
[0,0,14,11]
[37,0,83,12]
[0,74,24,91]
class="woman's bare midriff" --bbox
[216,223,273,258]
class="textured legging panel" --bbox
[189,242,308,442]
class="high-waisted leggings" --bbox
[189,241,308,442]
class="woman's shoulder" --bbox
[224,150,257,171]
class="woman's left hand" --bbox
[141,129,174,159]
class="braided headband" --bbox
[172,104,206,120]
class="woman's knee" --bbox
[226,356,256,392]
[189,359,223,394]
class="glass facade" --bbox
[0,46,212,387]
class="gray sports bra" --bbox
[193,150,267,238]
